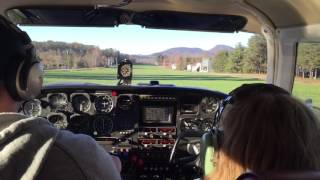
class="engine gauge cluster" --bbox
[180,117,213,132]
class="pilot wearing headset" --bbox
[0,16,121,180]
[201,83,320,179]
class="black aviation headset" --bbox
[201,83,290,177]
[0,15,43,101]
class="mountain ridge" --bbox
[132,45,234,64]
[151,44,234,57]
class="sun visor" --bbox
[133,11,247,32]
[7,7,247,32]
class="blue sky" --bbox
[20,25,253,55]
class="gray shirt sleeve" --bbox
[54,130,122,180]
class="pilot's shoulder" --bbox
[53,129,121,180]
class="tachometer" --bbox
[22,99,42,117]
[71,94,91,113]
[94,95,113,113]
[48,93,68,108]
[93,116,113,136]
[48,113,68,129]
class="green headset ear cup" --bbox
[200,128,221,176]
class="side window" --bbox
[293,43,320,118]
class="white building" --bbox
[187,64,192,71]
[201,59,212,72]
[171,64,177,70]
[192,62,202,72]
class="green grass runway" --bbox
[44,65,320,108]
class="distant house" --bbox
[105,57,117,67]
[171,64,177,70]
[187,64,192,71]
[192,63,202,72]
[201,59,212,72]
[187,58,212,72]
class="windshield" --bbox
[20,25,319,108]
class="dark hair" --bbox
[208,84,320,179]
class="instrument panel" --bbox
[20,84,226,180]
[21,85,224,137]
[21,92,221,136]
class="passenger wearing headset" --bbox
[201,83,320,179]
[0,16,121,179]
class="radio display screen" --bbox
[143,106,174,124]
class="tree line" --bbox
[212,35,320,79]
[33,41,130,69]
[212,35,267,74]
[296,43,320,79]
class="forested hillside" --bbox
[33,41,128,69]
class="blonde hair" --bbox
[207,85,320,179]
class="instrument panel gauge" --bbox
[48,93,68,108]
[22,99,42,117]
[94,95,113,113]
[71,94,91,113]
[201,97,219,113]
[48,113,68,129]
[117,95,133,110]
[93,116,113,136]
[207,97,219,113]
[69,115,91,134]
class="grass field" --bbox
[44,65,320,107]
